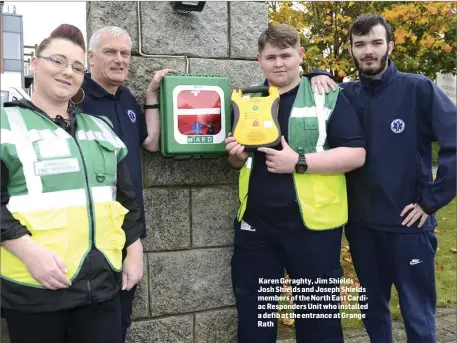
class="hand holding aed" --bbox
[225,132,249,162]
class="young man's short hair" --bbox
[258,24,300,52]
[349,14,394,46]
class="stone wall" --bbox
[89,2,268,342]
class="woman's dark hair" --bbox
[349,14,394,46]
[36,24,86,56]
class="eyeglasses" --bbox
[37,55,86,75]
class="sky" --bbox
[5,2,87,47]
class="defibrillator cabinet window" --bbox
[176,90,222,136]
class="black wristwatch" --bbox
[144,104,160,110]
[295,154,308,174]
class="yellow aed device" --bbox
[231,86,281,149]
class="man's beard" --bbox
[353,49,389,76]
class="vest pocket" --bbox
[93,201,127,271]
[15,209,69,254]
[312,174,342,208]
[93,139,117,184]
[289,117,319,154]
[1,209,70,286]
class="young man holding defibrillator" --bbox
[225,24,365,343]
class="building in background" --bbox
[1,2,32,105]
[436,73,456,105]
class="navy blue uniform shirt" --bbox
[342,60,456,233]
[81,74,148,237]
[234,78,365,228]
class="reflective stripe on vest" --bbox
[1,107,128,287]
[7,186,115,212]
[77,116,126,149]
[4,107,43,195]
[237,78,347,230]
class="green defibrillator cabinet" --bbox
[160,74,231,158]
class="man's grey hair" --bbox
[88,26,132,52]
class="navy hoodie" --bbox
[342,60,456,233]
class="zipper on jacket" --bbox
[86,279,92,303]
[74,138,95,303]
[366,84,375,220]
[368,82,374,148]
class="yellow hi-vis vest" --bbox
[1,106,128,288]
[237,78,348,230]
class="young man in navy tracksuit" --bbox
[342,14,456,343]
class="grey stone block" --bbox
[140,2,228,58]
[148,248,235,316]
[131,254,150,319]
[229,2,268,58]
[191,187,238,248]
[142,188,191,252]
[124,56,187,106]
[143,153,239,187]
[189,58,265,91]
[125,315,193,343]
[86,2,139,53]
[195,307,237,343]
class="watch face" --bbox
[295,164,307,174]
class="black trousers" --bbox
[232,217,344,343]
[3,295,122,343]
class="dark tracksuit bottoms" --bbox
[231,214,344,343]
[3,294,122,343]
[61,252,136,343]
[345,225,438,343]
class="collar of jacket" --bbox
[359,59,397,92]
[82,72,125,99]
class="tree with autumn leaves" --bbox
[269,1,456,83]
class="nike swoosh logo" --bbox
[410,260,423,265]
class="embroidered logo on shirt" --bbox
[127,110,136,123]
[391,119,405,133]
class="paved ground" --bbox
[278,307,456,343]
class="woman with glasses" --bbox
[0,24,144,343]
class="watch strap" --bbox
[144,104,160,110]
